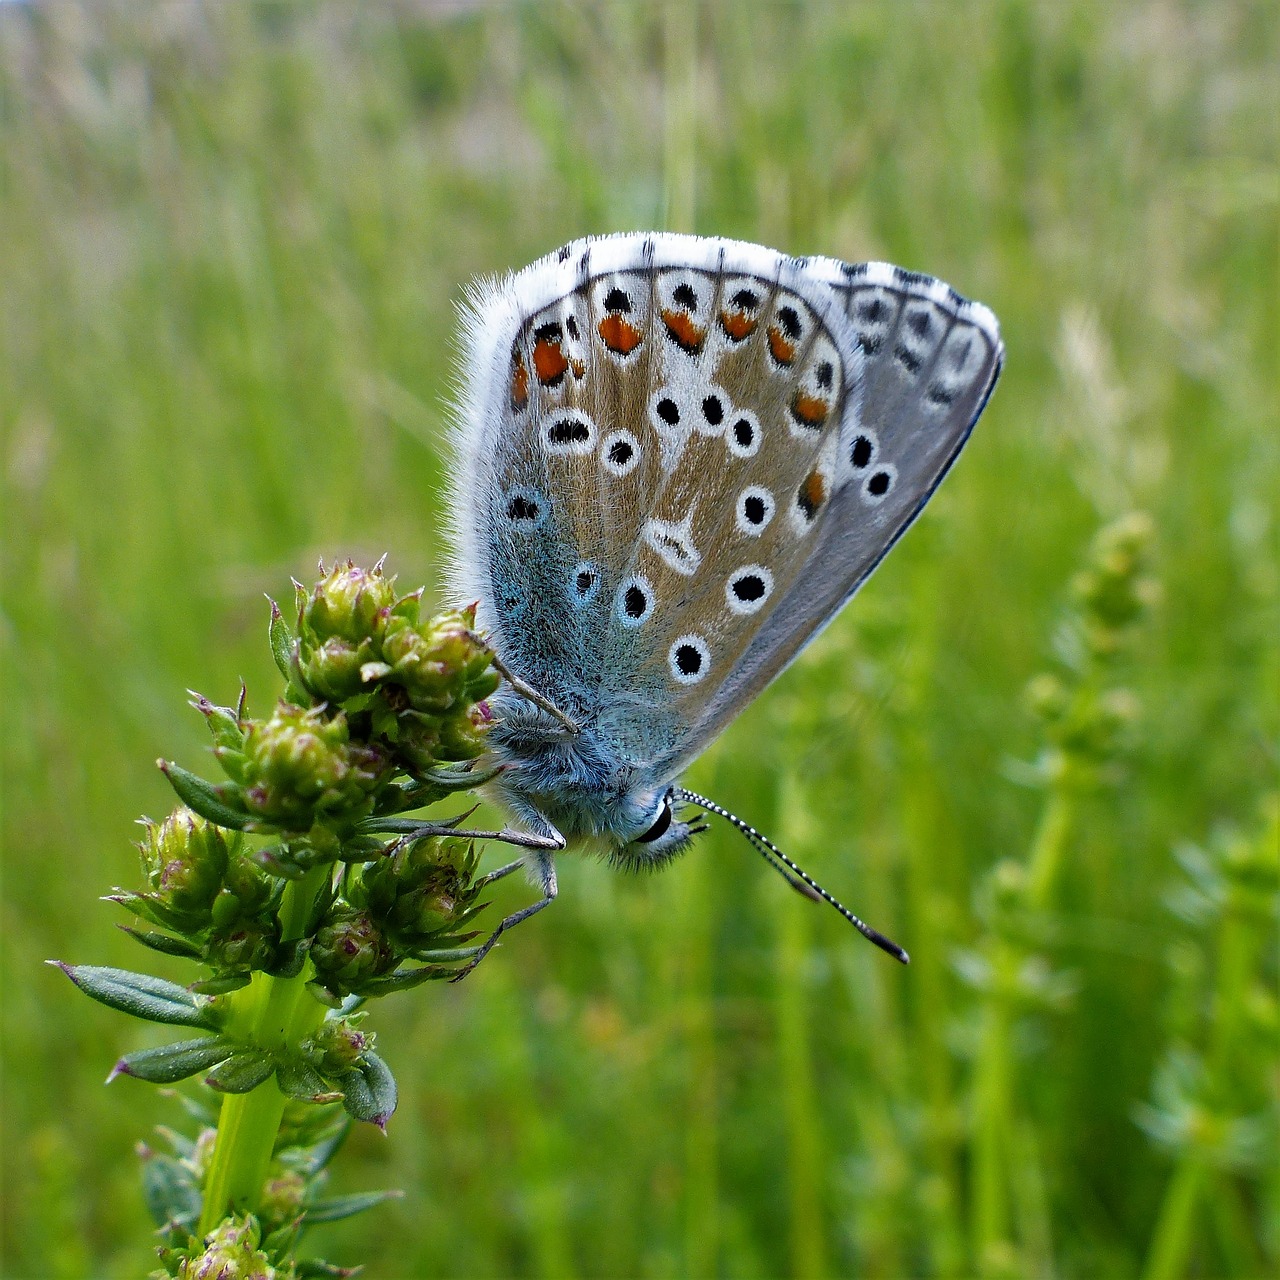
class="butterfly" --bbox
[445,232,1002,976]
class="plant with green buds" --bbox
[1137,798,1279,1280]
[960,512,1159,1278]
[54,559,537,1277]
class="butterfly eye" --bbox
[634,796,674,844]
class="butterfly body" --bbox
[447,233,1003,913]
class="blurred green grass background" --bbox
[2,2,1276,1277]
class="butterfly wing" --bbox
[449,234,1002,776]
[666,258,1004,773]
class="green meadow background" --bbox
[2,2,1276,1277]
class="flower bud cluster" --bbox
[293,561,498,767]
[113,810,285,981]
[107,560,510,1000]
[310,837,484,1001]
[1025,511,1157,786]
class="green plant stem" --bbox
[1141,1157,1205,1280]
[1025,787,1075,910]
[972,969,1013,1276]
[776,770,828,1280]
[972,783,1076,1275]
[198,865,331,1234]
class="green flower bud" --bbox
[209,919,279,973]
[311,909,393,993]
[295,562,400,704]
[140,809,231,920]
[381,604,494,715]
[435,703,492,761]
[1024,673,1069,724]
[240,703,387,830]
[1074,512,1157,652]
[176,1215,278,1280]
[302,561,398,647]
[257,1170,307,1230]
[304,1015,372,1074]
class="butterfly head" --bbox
[485,698,706,869]
[608,784,709,872]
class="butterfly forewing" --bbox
[677,264,1004,769]
[452,235,1001,771]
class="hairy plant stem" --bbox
[199,864,332,1234]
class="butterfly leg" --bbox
[450,845,559,982]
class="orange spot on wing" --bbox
[570,357,586,379]
[802,470,827,509]
[790,391,829,428]
[719,309,758,341]
[598,313,643,355]
[767,325,797,365]
[510,353,529,410]
[532,338,569,385]
[661,308,706,355]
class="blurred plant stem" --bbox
[969,513,1157,1278]
[973,791,1075,1276]
[776,769,829,1280]
[899,566,966,1277]
[1137,798,1278,1280]
[198,865,331,1234]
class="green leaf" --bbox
[296,1260,361,1278]
[113,1035,235,1084]
[338,1051,397,1130]
[141,1152,201,1229]
[303,1189,404,1224]
[269,598,296,681]
[205,1050,276,1094]
[302,1112,352,1173]
[189,972,252,996]
[357,965,454,997]
[53,963,221,1028]
[117,925,205,960]
[158,760,251,831]
[276,1055,337,1102]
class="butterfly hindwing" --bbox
[450,235,1002,772]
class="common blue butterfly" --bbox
[446,233,1002,975]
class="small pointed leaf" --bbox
[158,761,251,831]
[114,1036,234,1085]
[53,963,221,1028]
[141,1152,201,1229]
[205,1051,276,1094]
[303,1189,404,1224]
[117,925,204,960]
[276,1055,333,1101]
[296,1260,362,1278]
[189,972,252,996]
[269,599,296,681]
[357,964,455,997]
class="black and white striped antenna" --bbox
[676,787,909,965]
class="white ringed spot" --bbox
[601,429,640,477]
[542,408,597,456]
[736,485,775,536]
[726,565,774,615]
[615,574,655,627]
[726,408,761,458]
[668,634,711,685]
[860,462,897,506]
